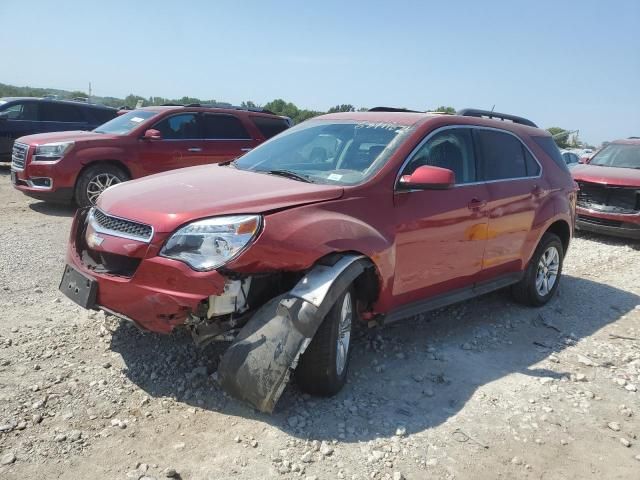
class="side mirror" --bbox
[398,165,455,190]
[578,157,588,164]
[142,129,162,140]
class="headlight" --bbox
[34,141,74,162]
[160,215,261,271]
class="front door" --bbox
[393,127,489,307]
[473,128,545,279]
[137,112,204,175]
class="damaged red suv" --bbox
[60,108,576,412]
[572,138,640,239]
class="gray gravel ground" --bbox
[1,165,639,479]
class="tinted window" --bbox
[525,149,541,175]
[40,102,86,122]
[532,136,569,172]
[153,113,199,139]
[88,108,118,125]
[405,128,476,184]
[476,130,528,180]
[0,102,38,120]
[251,116,289,139]
[202,114,250,139]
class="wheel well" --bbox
[546,220,570,253]
[74,160,132,199]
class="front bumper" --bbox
[576,207,640,240]
[63,209,227,333]
[11,147,76,203]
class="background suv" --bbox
[0,97,117,161]
[60,108,576,411]
[572,138,640,239]
[11,104,291,206]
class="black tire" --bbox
[295,288,355,396]
[75,164,129,208]
[512,232,564,307]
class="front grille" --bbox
[11,142,29,170]
[91,209,153,242]
[577,181,639,214]
[577,215,622,228]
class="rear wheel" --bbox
[512,233,564,306]
[295,288,354,396]
[75,164,129,207]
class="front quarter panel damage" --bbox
[217,254,368,412]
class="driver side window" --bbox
[404,128,476,184]
[1,102,38,121]
[152,113,199,140]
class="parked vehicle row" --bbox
[57,107,577,411]
[10,104,292,206]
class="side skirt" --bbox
[382,272,523,325]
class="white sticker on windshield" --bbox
[328,173,342,181]
[130,117,144,123]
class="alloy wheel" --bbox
[335,292,353,375]
[86,173,122,205]
[535,246,560,296]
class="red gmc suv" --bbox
[572,138,640,239]
[11,105,291,207]
[59,108,576,412]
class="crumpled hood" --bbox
[17,130,118,145]
[98,165,344,233]
[572,164,640,188]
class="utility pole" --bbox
[88,82,92,103]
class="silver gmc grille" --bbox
[89,208,154,242]
[11,142,29,170]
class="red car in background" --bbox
[59,108,576,412]
[10,105,291,206]
[573,138,640,239]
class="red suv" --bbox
[572,138,640,239]
[60,108,576,412]
[11,105,291,206]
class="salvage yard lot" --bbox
[0,166,639,479]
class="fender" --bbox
[217,254,368,412]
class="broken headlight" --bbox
[160,215,261,271]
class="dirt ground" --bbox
[1,165,639,480]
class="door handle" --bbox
[532,185,543,197]
[240,148,253,152]
[187,147,202,152]
[468,198,487,210]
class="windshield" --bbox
[94,110,158,135]
[233,120,414,185]
[589,143,640,169]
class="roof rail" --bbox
[628,136,640,139]
[368,106,421,113]
[457,108,537,128]
[160,103,183,106]
[183,103,277,115]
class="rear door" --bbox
[0,100,40,154]
[199,113,257,163]
[39,102,90,132]
[137,112,204,175]
[474,128,544,279]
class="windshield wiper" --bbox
[262,169,313,183]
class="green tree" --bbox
[547,127,570,149]
[327,104,355,113]
[433,106,456,114]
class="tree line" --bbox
[0,82,593,147]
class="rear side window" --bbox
[88,108,117,125]
[475,130,528,180]
[250,116,290,139]
[202,114,251,139]
[532,136,569,173]
[40,103,85,122]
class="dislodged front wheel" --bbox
[295,288,355,396]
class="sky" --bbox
[2,0,639,145]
